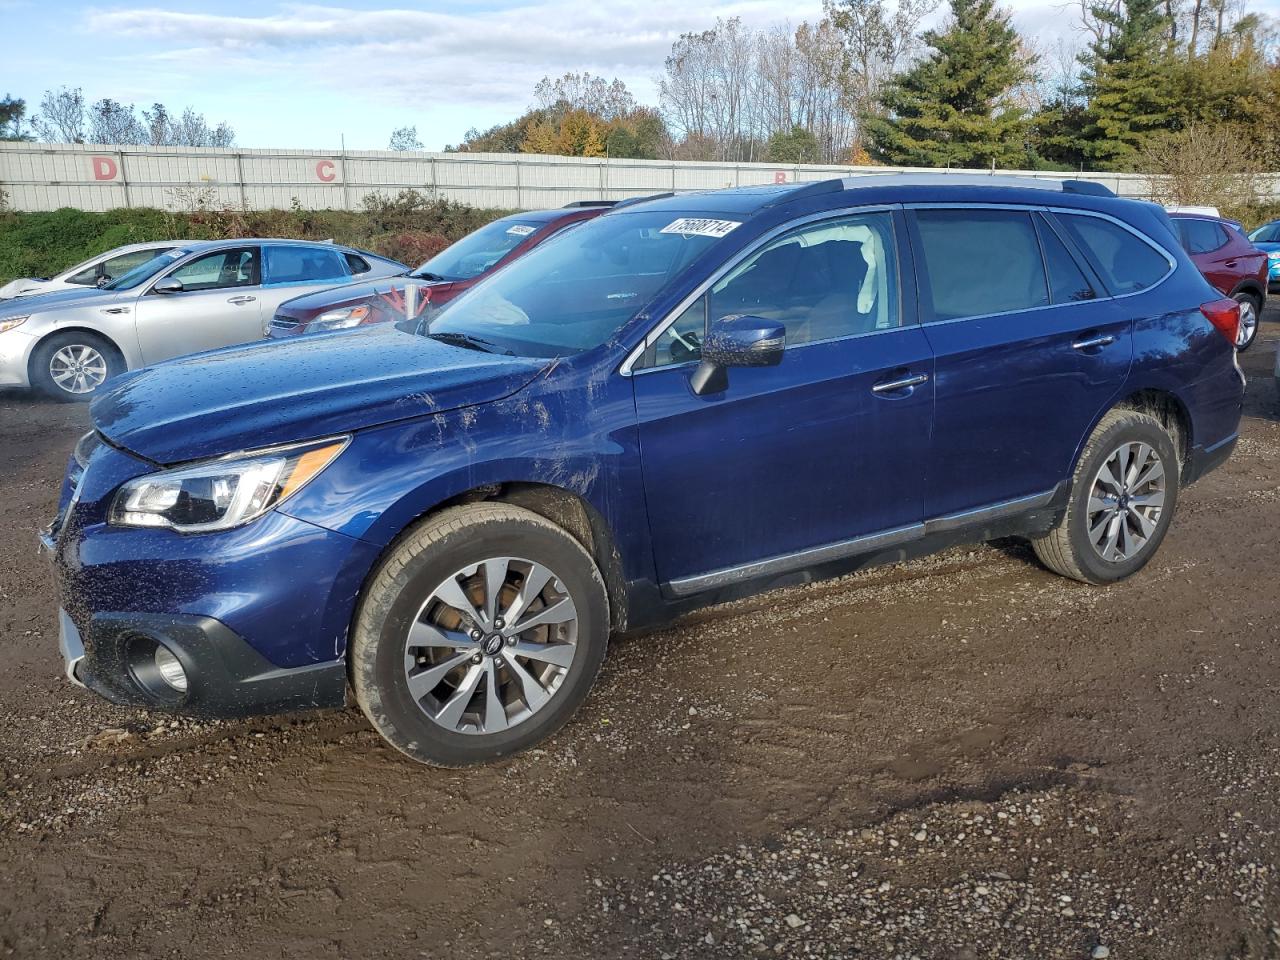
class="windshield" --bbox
[425,210,739,357]
[103,248,190,290]
[1248,223,1280,243]
[413,219,545,281]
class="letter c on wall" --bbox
[316,160,337,182]
[91,156,118,181]
[774,171,788,184]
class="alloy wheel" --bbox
[1086,441,1167,563]
[1235,298,1258,348]
[49,344,108,395]
[403,557,578,735]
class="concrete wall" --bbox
[0,142,1160,213]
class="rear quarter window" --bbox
[1054,213,1172,295]
[344,253,372,275]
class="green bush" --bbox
[0,192,513,284]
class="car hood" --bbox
[90,324,550,464]
[0,285,128,314]
[276,275,447,319]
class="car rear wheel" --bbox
[1032,408,1180,584]
[1232,292,1260,351]
[31,331,124,401]
[350,503,609,766]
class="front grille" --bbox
[270,314,300,330]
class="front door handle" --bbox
[227,295,257,305]
[872,373,929,394]
[1072,334,1115,351]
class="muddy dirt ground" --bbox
[1,315,1278,960]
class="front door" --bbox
[631,209,934,593]
[133,246,264,363]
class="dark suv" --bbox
[46,175,1244,767]
[268,203,614,337]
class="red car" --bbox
[269,202,615,338]
[1168,211,1266,350]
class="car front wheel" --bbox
[351,503,609,766]
[31,332,124,400]
[1233,292,1260,351]
[1032,408,1180,584]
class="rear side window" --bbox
[344,252,372,275]
[263,246,349,285]
[914,209,1049,321]
[1176,218,1229,255]
[1054,213,1171,295]
[1036,215,1097,303]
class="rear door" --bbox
[132,246,264,363]
[632,209,935,592]
[909,206,1134,519]
[258,245,354,325]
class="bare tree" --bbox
[32,86,85,143]
[389,125,423,150]
[533,73,637,121]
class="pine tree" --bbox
[862,0,1034,168]
[1078,0,1178,170]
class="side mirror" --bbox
[152,277,184,295]
[690,315,785,395]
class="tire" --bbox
[351,503,609,767]
[31,331,124,401]
[1232,291,1261,352]
[1032,408,1180,585]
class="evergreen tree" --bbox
[1077,0,1178,170]
[862,0,1034,168]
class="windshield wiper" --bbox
[411,271,449,281]
[427,331,499,353]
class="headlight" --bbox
[309,305,371,331]
[0,315,29,334]
[109,437,348,533]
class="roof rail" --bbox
[839,172,1116,198]
[562,200,618,208]
[761,178,845,208]
[611,192,675,210]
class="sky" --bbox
[1,0,1274,151]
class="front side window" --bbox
[1054,213,1171,295]
[425,210,731,358]
[263,246,348,285]
[915,209,1049,321]
[166,248,259,292]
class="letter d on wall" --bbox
[91,156,118,181]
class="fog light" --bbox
[153,646,188,693]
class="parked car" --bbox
[0,241,182,301]
[45,175,1244,766]
[1168,211,1266,350]
[1245,220,1280,292]
[269,202,614,337]
[0,240,405,399]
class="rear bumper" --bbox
[1183,431,1238,485]
[57,606,348,717]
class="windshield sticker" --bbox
[506,224,537,236]
[660,218,741,238]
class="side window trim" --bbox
[1033,211,1109,301]
[1044,207,1176,300]
[620,203,906,376]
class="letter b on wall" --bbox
[91,156,118,181]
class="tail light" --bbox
[1200,298,1240,346]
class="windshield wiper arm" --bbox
[427,331,498,353]
[411,271,448,281]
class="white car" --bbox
[0,239,406,399]
[0,241,182,300]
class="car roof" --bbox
[609,174,1123,217]
[501,205,614,226]
[169,238,365,253]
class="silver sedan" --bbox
[0,239,405,399]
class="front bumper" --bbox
[0,328,37,388]
[54,605,347,716]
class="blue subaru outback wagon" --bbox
[45,174,1245,766]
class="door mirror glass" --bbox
[152,277,184,294]
[691,315,785,395]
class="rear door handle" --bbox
[872,373,929,394]
[1072,334,1115,351]
[227,295,257,305]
